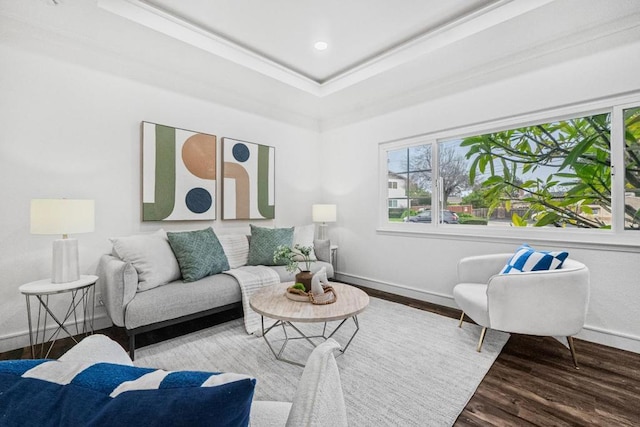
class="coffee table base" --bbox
[260,316,360,367]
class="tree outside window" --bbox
[460,112,614,228]
[624,107,640,229]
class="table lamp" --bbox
[312,204,337,240]
[30,199,95,283]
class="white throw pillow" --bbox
[110,229,181,291]
[293,224,316,260]
[218,234,249,269]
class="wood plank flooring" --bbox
[2,286,639,426]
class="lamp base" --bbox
[317,223,328,240]
[52,238,80,283]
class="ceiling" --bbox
[118,0,498,84]
[2,0,640,130]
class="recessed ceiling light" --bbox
[314,41,328,51]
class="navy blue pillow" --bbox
[0,360,255,427]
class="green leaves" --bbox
[462,112,613,229]
[511,212,527,227]
[273,244,316,273]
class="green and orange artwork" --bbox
[221,137,275,220]
[142,122,217,221]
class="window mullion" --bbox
[611,106,625,232]
[432,141,440,225]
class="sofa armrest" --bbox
[59,334,133,366]
[96,254,138,327]
[250,401,292,426]
[313,239,331,263]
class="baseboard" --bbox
[336,272,458,309]
[0,312,113,354]
[578,324,640,354]
[335,272,640,354]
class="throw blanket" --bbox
[224,266,280,335]
[286,339,348,426]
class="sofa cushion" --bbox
[247,225,294,266]
[124,273,242,330]
[218,234,249,269]
[500,244,569,274]
[110,229,181,292]
[0,359,255,427]
[167,228,230,282]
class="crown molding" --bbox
[97,0,322,95]
[97,0,556,97]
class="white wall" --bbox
[321,41,640,353]
[0,44,322,352]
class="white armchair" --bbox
[453,253,590,368]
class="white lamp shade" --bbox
[312,204,337,223]
[31,199,95,236]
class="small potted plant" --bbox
[273,244,315,291]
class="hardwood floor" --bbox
[364,287,640,426]
[3,286,639,426]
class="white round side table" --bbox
[19,275,98,359]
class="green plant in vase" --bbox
[274,244,315,291]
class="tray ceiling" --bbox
[97,0,555,96]
[2,0,640,129]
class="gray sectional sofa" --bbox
[96,227,333,358]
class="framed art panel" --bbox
[142,122,217,221]
[221,137,275,220]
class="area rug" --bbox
[135,297,509,426]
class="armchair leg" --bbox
[458,312,465,328]
[476,327,487,352]
[567,336,579,369]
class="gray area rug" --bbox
[135,297,508,426]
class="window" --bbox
[443,112,612,228]
[381,96,640,235]
[387,144,431,222]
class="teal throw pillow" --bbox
[167,228,230,282]
[248,225,294,266]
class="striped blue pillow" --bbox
[0,359,255,427]
[500,244,568,274]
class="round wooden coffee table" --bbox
[250,282,370,366]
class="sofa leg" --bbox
[476,327,487,352]
[567,336,579,369]
[458,312,465,328]
[129,334,135,360]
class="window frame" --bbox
[378,92,640,250]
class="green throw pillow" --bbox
[167,228,230,282]
[248,225,294,266]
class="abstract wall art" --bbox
[222,137,275,220]
[142,122,217,221]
